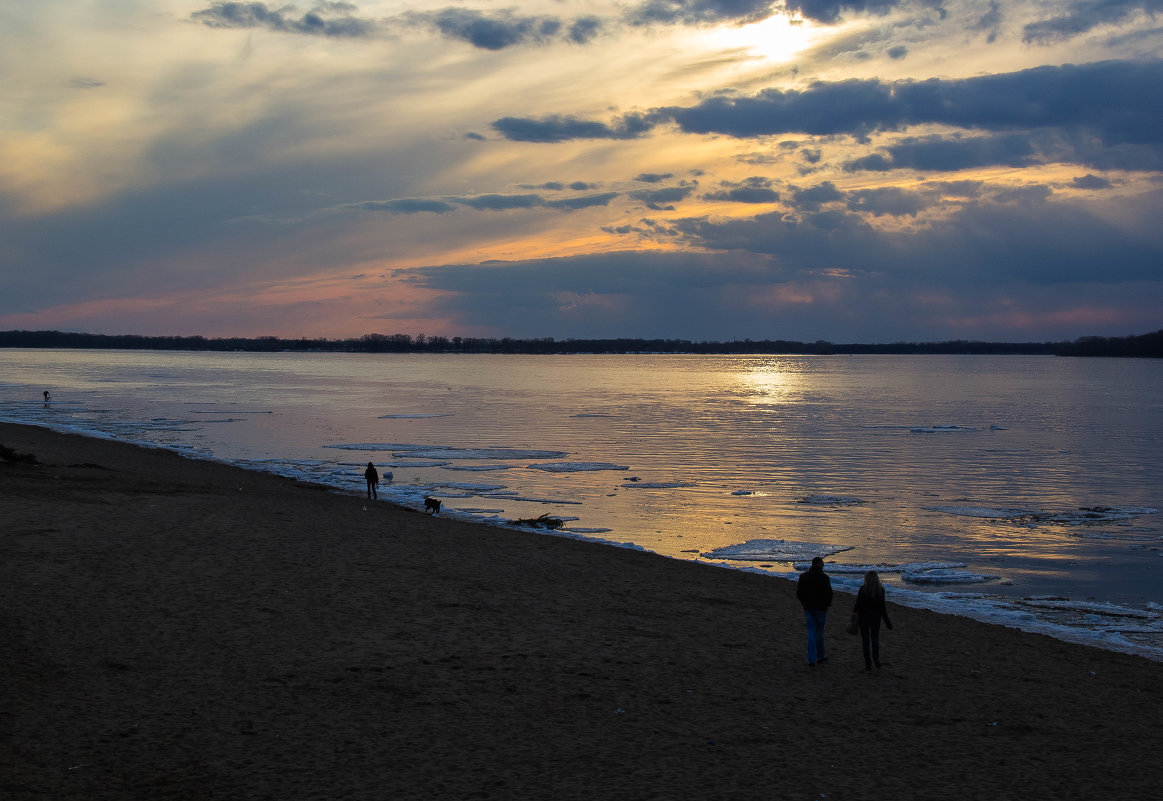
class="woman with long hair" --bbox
[853,570,893,670]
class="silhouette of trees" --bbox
[1,329,1159,357]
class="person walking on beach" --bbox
[797,556,833,666]
[43,390,51,403]
[364,462,379,500]
[853,570,893,671]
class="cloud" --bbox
[1023,0,1163,45]
[660,61,1163,143]
[845,186,929,216]
[493,61,1163,172]
[343,191,619,214]
[1072,174,1114,189]
[845,133,1042,172]
[491,113,656,142]
[782,0,906,23]
[669,189,1163,287]
[191,1,377,37]
[790,180,845,211]
[629,185,697,209]
[703,177,780,203]
[422,8,562,50]
[626,0,780,25]
[347,198,458,214]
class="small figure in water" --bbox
[43,390,51,403]
[852,570,893,671]
[364,462,379,500]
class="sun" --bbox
[700,14,825,64]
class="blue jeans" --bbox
[804,609,827,664]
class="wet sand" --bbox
[2,421,1161,800]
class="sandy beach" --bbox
[2,421,1161,800]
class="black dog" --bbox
[424,496,442,514]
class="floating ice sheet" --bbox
[792,561,967,573]
[527,462,630,472]
[702,539,854,562]
[903,568,1000,584]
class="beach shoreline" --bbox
[3,421,1161,799]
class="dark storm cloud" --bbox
[425,8,562,50]
[192,1,377,37]
[790,181,845,211]
[1072,174,1114,189]
[626,0,777,25]
[496,61,1163,160]
[1023,0,1163,44]
[629,185,697,209]
[661,61,1163,143]
[545,192,619,210]
[624,0,909,26]
[846,186,929,216]
[844,134,1041,172]
[192,3,603,49]
[400,250,784,338]
[703,177,780,203]
[670,189,1163,286]
[567,16,603,44]
[348,198,458,214]
[780,0,905,23]
[491,113,656,142]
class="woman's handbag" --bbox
[845,612,859,635]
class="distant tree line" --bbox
[0,329,1160,357]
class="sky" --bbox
[2,1,1162,342]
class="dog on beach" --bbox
[424,496,441,514]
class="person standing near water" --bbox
[364,462,379,500]
[43,390,51,403]
[796,556,833,667]
[853,571,893,670]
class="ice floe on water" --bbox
[797,494,865,505]
[526,462,630,472]
[902,567,999,584]
[702,539,854,562]
[792,561,968,574]
[927,504,1158,527]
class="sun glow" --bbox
[701,15,824,64]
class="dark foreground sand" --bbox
[2,422,1161,801]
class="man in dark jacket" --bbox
[796,556,833,666]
